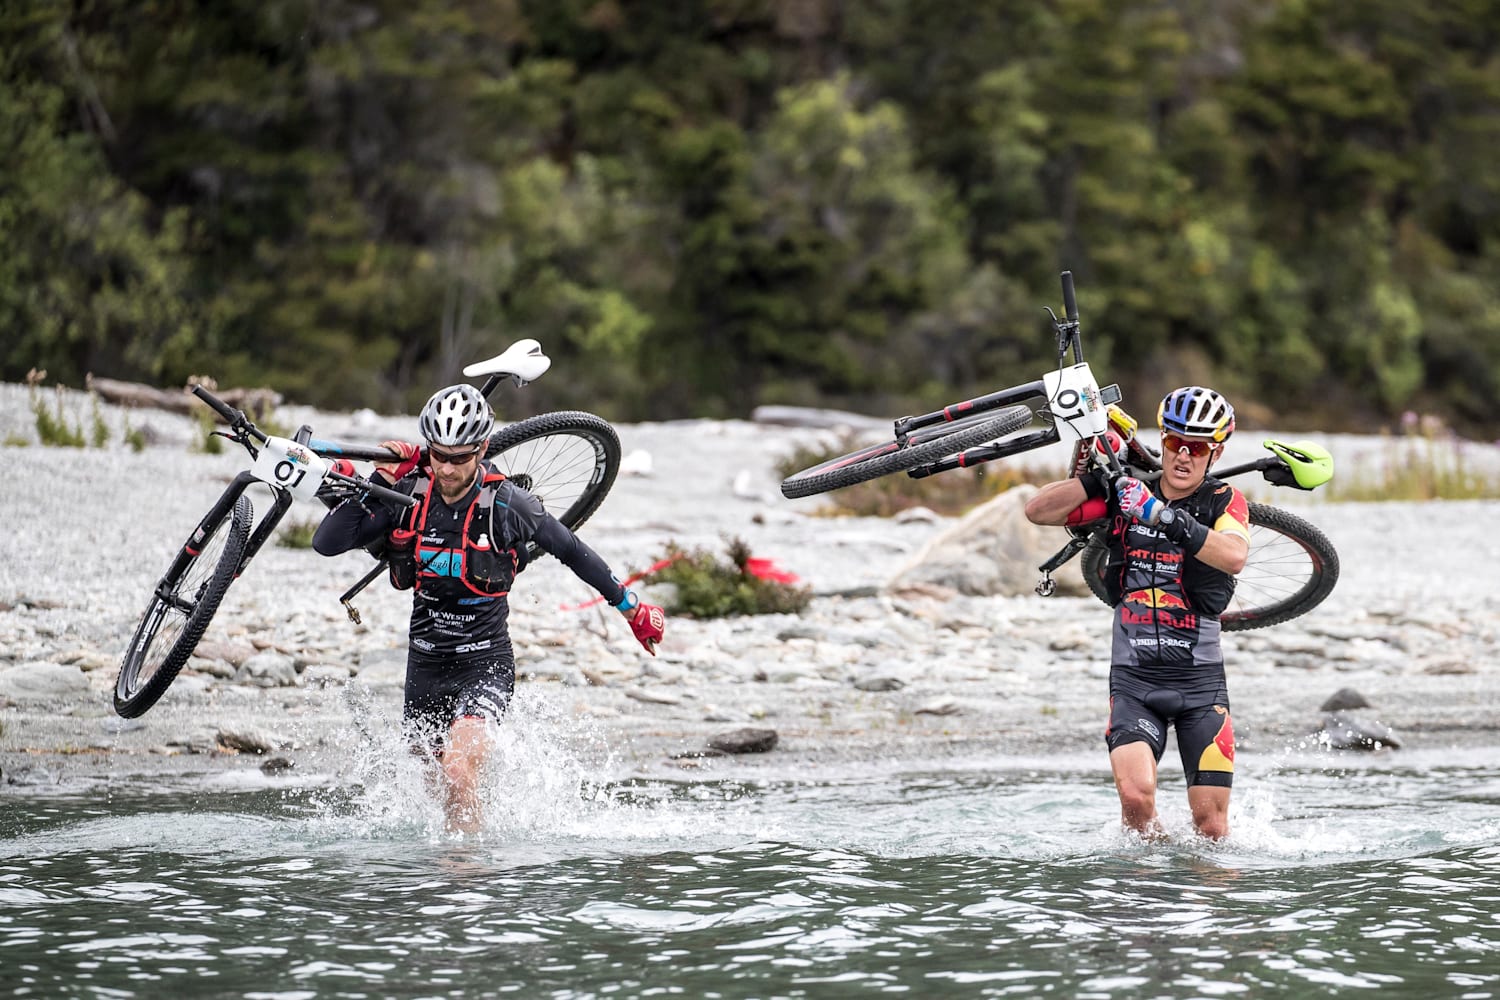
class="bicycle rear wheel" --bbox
[1080,501,1339,631]
[115,493,253,717]
[485,411,621,557]
[780,405,1034,499]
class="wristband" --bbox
[614,590,640,613]
[1158,507,1210,555]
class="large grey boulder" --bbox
[885,485,1090,597]
[0,662,91,702]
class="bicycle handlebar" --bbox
[323,471,418,508]
[1062,271,1078,323]
[191,384,267,444]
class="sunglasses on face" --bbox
[1162,433,1220,458]
[427,445,482,465]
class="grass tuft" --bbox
[28,371,87,447]
[276,518,320,549]
[1327,412,1500,501]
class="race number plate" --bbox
[250,436,330,503]
[1042,362,1110,443]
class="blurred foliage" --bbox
[2,1,1499,434]
[1326,413,1500,501]
[276,518,320,549]
[775,436,1054,517]
[652,538,811,619]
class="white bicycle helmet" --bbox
[419,384,494,448]
[1158,385,1235,442]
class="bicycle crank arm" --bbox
[339,560,388,624]
[1034,534,1092,597]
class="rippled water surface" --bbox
[5,727,1500,998]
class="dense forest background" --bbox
[4,1,1500,433]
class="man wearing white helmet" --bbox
[315,383,666,833]
[1025,386,1250,841]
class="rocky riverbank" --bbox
[3,383,1499,790]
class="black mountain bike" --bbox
[114,339,621,718]
[780,272,1339,631]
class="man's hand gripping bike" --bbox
[114,339,621,718]
[780,272,1339,630]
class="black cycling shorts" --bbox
[402,655,515,750]
[1105,687,1235,788]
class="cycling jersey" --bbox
[1097,476,1251,673]
[313,461,627,665]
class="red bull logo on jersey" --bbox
[1123,588,1189,610]
[1120,588,1197,629]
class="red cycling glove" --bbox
[375,440,421,482]
[328,459,355,478]
[616,590,665,656]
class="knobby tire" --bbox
[1080,501,1339,631]
[780,405,1034,499]
[114,493,253,718]
[484,411,621,558]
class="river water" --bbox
[4,703,1500,998]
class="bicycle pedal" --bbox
[341,599,362,625]
[1035,576,1057,598]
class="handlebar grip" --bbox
[1061,271,1078,323]
[191,384,242,426]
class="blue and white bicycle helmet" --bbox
[419,384,494,448]
[1158,385,1235,442]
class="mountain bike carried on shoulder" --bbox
[114,339,621,718]
[779,272,1339,631]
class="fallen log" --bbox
[86,374,283,421]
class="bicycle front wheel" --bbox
[485,411,621,557]
[115,493,253,717]
[780,405,1035,499]
[1080,501,1339,631]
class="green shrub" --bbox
[276,518,320,549]
[652,537,812,618]
[775,436,1053,517]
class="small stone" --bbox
[1320,687,1372,712]
[706,728,778,754]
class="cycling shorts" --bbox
[402,654,515,751]
[1105,685,1235,788]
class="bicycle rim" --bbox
[485,411,621,555]
[114,493,252,717]
[780,405,1034,499]
[1080,501,1339,631]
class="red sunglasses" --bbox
[427,445,482,465]
[1162,433,1220,458]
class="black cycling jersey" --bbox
[313,461,627,665]
[1100,475,1251,675]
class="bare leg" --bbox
[440,716,492,834]
[1188,785,1231,840]
[1110,741,1166,840]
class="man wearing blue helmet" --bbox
[1026,386,1251,841]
